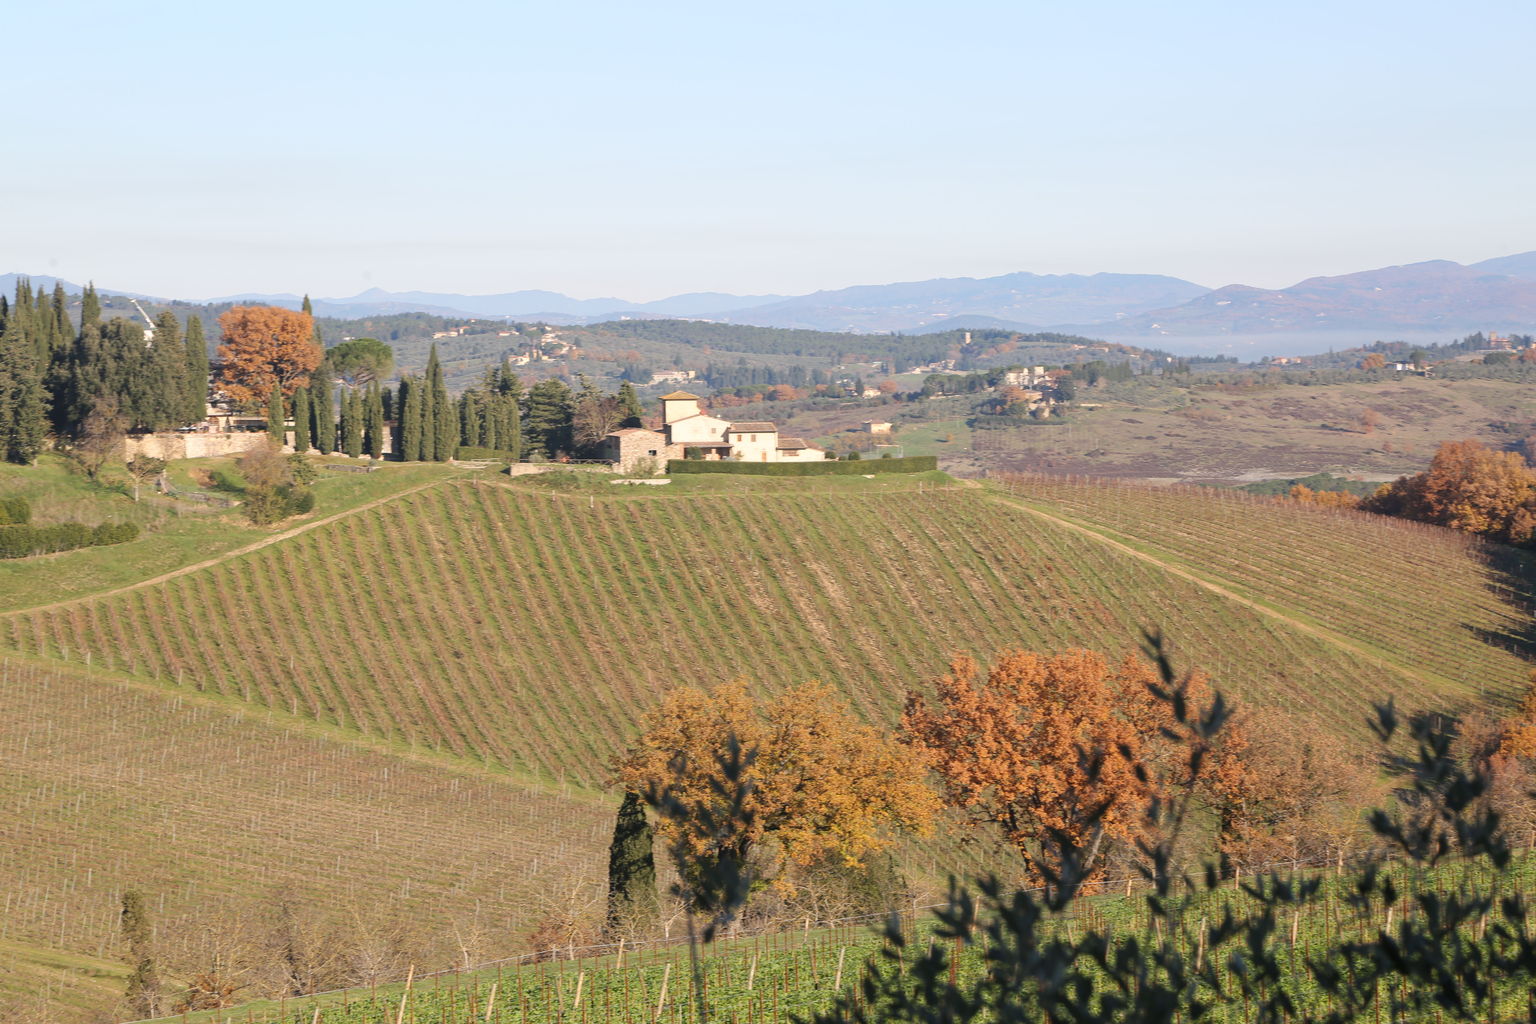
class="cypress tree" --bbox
[266,384,286,446]
[425,344,455,461]
[0,281,48,464]
[183,316,208,426]
[499,368,523,462]
[605,791,657,938]
[365,381,385,459]
[149,312,187,429]
[291,386,311,453]
[344,389,364,458]
[400,376,423,462]
[312,378,335,454]
[121,890,161,1017]
[618,381,644,428]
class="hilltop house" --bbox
[601,392,827,472]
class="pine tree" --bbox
[524,378,574,458]
[121,890,161,1017]
[149,312,188,429]
[266,384,286,446]
[291,386,311,453]
[365,381,385,460]
[605,791,657,938]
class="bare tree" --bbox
[71,398,126,482]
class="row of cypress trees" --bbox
[0,279,208,464]
[282,379,387,459]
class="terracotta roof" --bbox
[777,437,811,449]
[659,391,702,400]
[727,422,777,433]
[606,427,662,437]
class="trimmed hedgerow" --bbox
[666,456,938,476]
[0,521,139,559]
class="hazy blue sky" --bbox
[5,0,1532,300]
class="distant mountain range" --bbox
[7,251,1536,352]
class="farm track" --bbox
[5,474,464,616]
[976,486,1454,695]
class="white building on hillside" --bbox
[601,392,828,472]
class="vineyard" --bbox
[138,854,1536,1024]
[996,473,1536,700]
[0,658,611,1010]
[0,477,1470,790]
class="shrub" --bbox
[0,497,31,525]
[0,520,139,559]
[667,456,938,477]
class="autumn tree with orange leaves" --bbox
[214,306,323,406]
[614,680,937,901]
[902,649,1176,881]
[1364,439,1536,546]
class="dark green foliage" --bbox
[311,378,335,454]
[0,521,139,557]
[291,387,311,453]
[606,791,658,938]
[1240,472,1378,498]
[183,315,209,425]
[618,381,644,428]
[266,384,286,445]
[524,378,575,458]
[398,376,424,462]
[121,889,161,1017]
[0,279,49,464]
[364,381,385,459]
[0,496,31,524]
[323,336,393,389]
[667,456,938,476]
[426,345,456,462]
[344,388,365,458]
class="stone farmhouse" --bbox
[602,392,827,473]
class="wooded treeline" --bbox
[0,279,206,464]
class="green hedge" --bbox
[455,446,520,461]
[0,521,139,559]
[0,497,31,525]
[667,455,939,477]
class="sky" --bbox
[4,0,1534,301]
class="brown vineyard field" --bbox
[1,476,1513,793]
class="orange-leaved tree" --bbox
[902,648,1175,882]
[214,305,322,406]
[614,680,937,892]
[1365,439,1536,545]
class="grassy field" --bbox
[0,455,468,612]
[789,375,1536,481]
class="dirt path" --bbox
[978,486,1452,693]
[6,476,456,617]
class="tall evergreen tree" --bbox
[266,384,286,446]
[605,791,657,938]
[121,890,161,1017]
[524,378,574,458]
[148,311,188,428]
[365,381,385,459]
[425,344,457,461]
[182,316,208,425]
[311,378,335,454]
[344,388,364,458]
[496,363,524,462]
[617,381,644,428]
[399,376,424,462]
[0,280,48,464]
[291,386,311,453]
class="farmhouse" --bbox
[601,392,828,473]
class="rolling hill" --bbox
[1,466,1532,1021]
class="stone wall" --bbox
[124,432,270,461]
